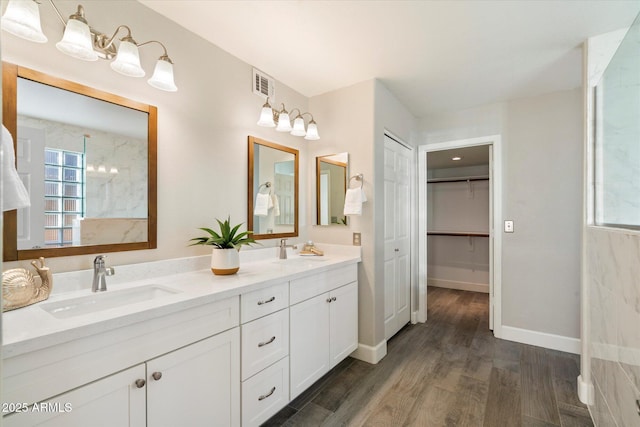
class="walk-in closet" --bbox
[427,146,491,295]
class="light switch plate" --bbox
[504,220,514,233]
[353,232,361,246]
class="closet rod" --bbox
[427,231,490,237]
[427,176,489,183]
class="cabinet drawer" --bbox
[290,264,357,305]
[241,309,289,381]
[241,357,289,427]
[241,282,289,323]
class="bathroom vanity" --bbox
[1,246,360,427]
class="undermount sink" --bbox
[41,285,181,319]
[273,256,328,266]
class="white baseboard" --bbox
[501,325,581,354]
[428,278,489,294]
[577,375,594,405]
[351,340,387,364]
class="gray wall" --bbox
[419,88,583,340]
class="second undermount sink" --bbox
[41,285,181,319]
[273,256,328,266]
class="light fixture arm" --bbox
[99,24,135,50]
[137,39,173,63]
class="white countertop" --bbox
[2,245,361,359]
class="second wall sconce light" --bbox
[257,97,320,140]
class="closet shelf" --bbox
[427,175,489,183]
[427,231,490,237]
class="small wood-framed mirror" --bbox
[248,136,298,240]
[2,63,157,261]
[316,153,348,226]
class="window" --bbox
[44,149,84,246]
[593,14,640,230]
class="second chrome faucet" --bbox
[92,255,115,292]
[279,239,298,260]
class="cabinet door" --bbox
[329,282,359,368]
[146,327,240,427]
[289,293,330,400]
[3,364,146,427]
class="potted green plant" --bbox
[190,216,257,275]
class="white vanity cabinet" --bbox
[4,328,240,427]
[3,296,241,427]
[289,265,358,399]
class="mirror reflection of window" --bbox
[316,153,348,226]
[16,77,149,249]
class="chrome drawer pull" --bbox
[134,379,146,388]
[258,336,276,347]
[258,387,276,401]
[151,372,162,381]
[257,296,275,306]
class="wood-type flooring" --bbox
[264,286,593,427]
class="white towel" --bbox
[2,125,30,212]
[343,187,367,216]
[271,193,280,217]
[254,192,270,216]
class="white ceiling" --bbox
[139,0,640,117]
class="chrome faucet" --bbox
[279,239,298,260]
[92,255,115,292]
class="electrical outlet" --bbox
[504,220,514,233]
[353,232,361,246]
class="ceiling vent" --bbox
[253,68,275,100]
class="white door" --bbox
[146,328,240,427]
[16,126,45,250]
[384,135,412,340]
[3,364,146,427]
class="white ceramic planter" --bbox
[210,248,240,275]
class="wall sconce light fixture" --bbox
[257,97,320,140]
[1,0,178,92]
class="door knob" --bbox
[152,371,162,381]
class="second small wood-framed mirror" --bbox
[248,136,299,240]
[316,152,348,226]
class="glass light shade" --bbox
[56,18,98,61]
[304,122,320,140]
[276,112,292,132]
[1,0,47,43]
[110,40,145,77]
[257,106,276,127]
[290,117,306,136]
[148,58,177,92]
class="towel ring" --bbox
[258,182,272,194]
[348,174,364,189]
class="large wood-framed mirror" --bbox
[316,152,348,226]
[248,136,298,240]
[2,63,157,261]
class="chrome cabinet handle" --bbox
[394,248,399,252]
[151,372,162,381]
[135,379,146,388]
[258,336,276,347]
[257,296,275,305]
[332,297,337,302]
[326,298,332,303]
[258,387,276,401]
